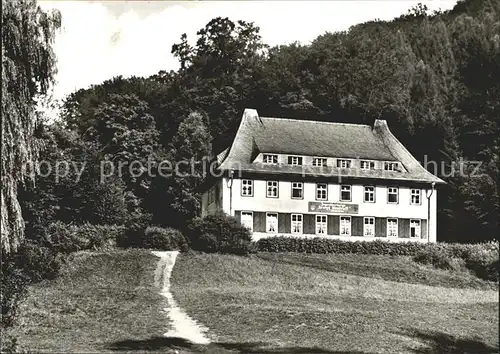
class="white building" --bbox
[201,109,444,242]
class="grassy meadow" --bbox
[2,250,498,354]
[2,250,171,353]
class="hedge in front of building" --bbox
[256,236,499,282]
[256,236,428,256]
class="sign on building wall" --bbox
[308,201,359,214]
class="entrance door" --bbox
[241,211,253,232]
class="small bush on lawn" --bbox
[186,213,256,255]
[462,246,499,282]
[1,241,63,328]
[142,226,189,251]
[45,221,125,253]
[197,233,218,253]
[412,247,461,271]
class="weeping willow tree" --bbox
[1,0,60,254]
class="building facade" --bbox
[201,109,444,242]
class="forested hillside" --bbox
[24,0,499,243]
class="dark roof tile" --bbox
[219,109,445,184]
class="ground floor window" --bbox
[266,213,278,233]
[291,214,303,234]
[387,218,398,237]
[241,211,253,232]
[316,215,327,235]
[410,219,421,238]
[340,216,351,235]
[364,217,375,236]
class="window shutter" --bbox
[303,214,315,234]
[328,215,339,235]
[253,212,266,233]
[421,220,428,239]
[375,217,386,237]
[399,219,410,238]
[352,217,363,236]
[278,213,291,233]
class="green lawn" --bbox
[169,253,499,354]
[2,250,498,354]
[2,249,171,353]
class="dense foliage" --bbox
[186,213,256,255]
[2,0,499,334]
[142,226,189,251]
[31,0,497,243]
[116,225,189,251]
[1,0,61,254]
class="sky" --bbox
[39,0,459,105]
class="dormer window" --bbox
[384,162,399,171]
[287,156,303,166]
[337,159,351,168]
[312,158,327,167]
[263,154,278,164]
[360,160,375,170]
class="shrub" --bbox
[1,241,64,328]
[462,247,499,282]
[412,247,459,271]
[186,213,256,255]
[16,241,63,282]
[142,227,189,251]
[256,236,428,256]
[195,233,218,253]
[117,213,151,248]
[117,224,144,248]
[45,222,125,253]
[1,254,29,328]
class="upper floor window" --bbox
[364,217,375,236]
[287,156,303,166]
[387,218,398,237]
[384,162,399,171]
[364,186,375,203]
[312,158,327,167]
[266,181,279,198]
[316,215,327,235]
[340,185,351,201]
[291,182,303,199]
[337,159,352,168]
[263,154,278,164]
[360,160,375,170]
[316,183,328,201]
[387,187,399,204]
[410,219,421,238]
[410,189,421,205]
[291,214,303,234]
[241,179,253,197]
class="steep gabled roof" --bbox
[251,117,397,160]
[218,109,445,184]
